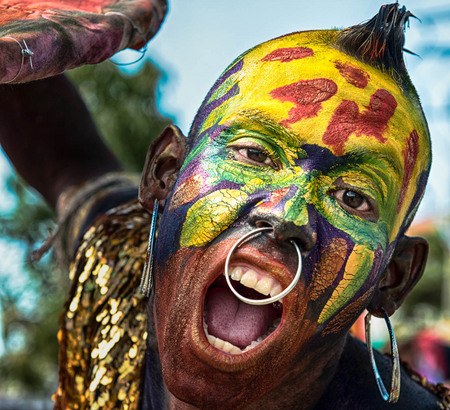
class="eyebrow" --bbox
[230,109,404,177]
[230,109,301,146]
[344,146,403,178]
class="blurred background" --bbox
[0,0,449,407]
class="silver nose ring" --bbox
[224,227,302,306]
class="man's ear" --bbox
[367,235,428,318]
[139,125,186,211]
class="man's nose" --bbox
[248,207,316,253]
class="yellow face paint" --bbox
[180,189,248,247]
[193,30,430,242]
[161,29,430,332]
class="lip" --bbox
[192,236,300,369]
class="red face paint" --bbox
[334,61,370,89]
[257,187,290,212]
[397,130,419,211]
[322,89,398,155]
[261,47,314,62]
[270,78,337,127]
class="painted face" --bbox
[152,30,430,407]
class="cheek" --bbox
[152,247,204,347]
[180,189,248,247]
[157,157,215,258]
[317,243,379,323]
[303,214,385,333]
[159,157,249,257]
[155,167,210,264]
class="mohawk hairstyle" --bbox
[336,3,415,87]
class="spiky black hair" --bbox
[336,3,416,87]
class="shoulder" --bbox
[56,172,140,261]
[315,335,448,409]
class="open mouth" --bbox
[203,265,283,355]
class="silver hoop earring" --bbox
[224,227,302,306]
[139,199,159,297]
[365,310,400,403]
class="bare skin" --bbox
[0,75,121,208]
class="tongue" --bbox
[205,288,277,349]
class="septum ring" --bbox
[224,227,302,306]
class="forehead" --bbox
[188,31,431,236]
[197,31,429,165]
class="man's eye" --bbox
[332,189,376,220]
[247,148,268,163]
[231,146,279,170]
[342,190,365,209]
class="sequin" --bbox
[54,200,150,409]
[129,345,138,359]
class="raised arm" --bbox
[0,75,122,209]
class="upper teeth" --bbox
[229,266,283,299]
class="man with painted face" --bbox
[0,3,449,409]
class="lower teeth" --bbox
[203,317,281,355]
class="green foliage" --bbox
[0,175,63,395]
[0,60,172,397]
[67,61,172,172]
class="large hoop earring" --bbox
[365,310,400,403]
[139,199,159,297]
[224,227,302,306]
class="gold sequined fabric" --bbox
[53,200,150,409]
[401,360,450,409]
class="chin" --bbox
[153,238,320,408]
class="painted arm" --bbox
[0,75,122,209]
